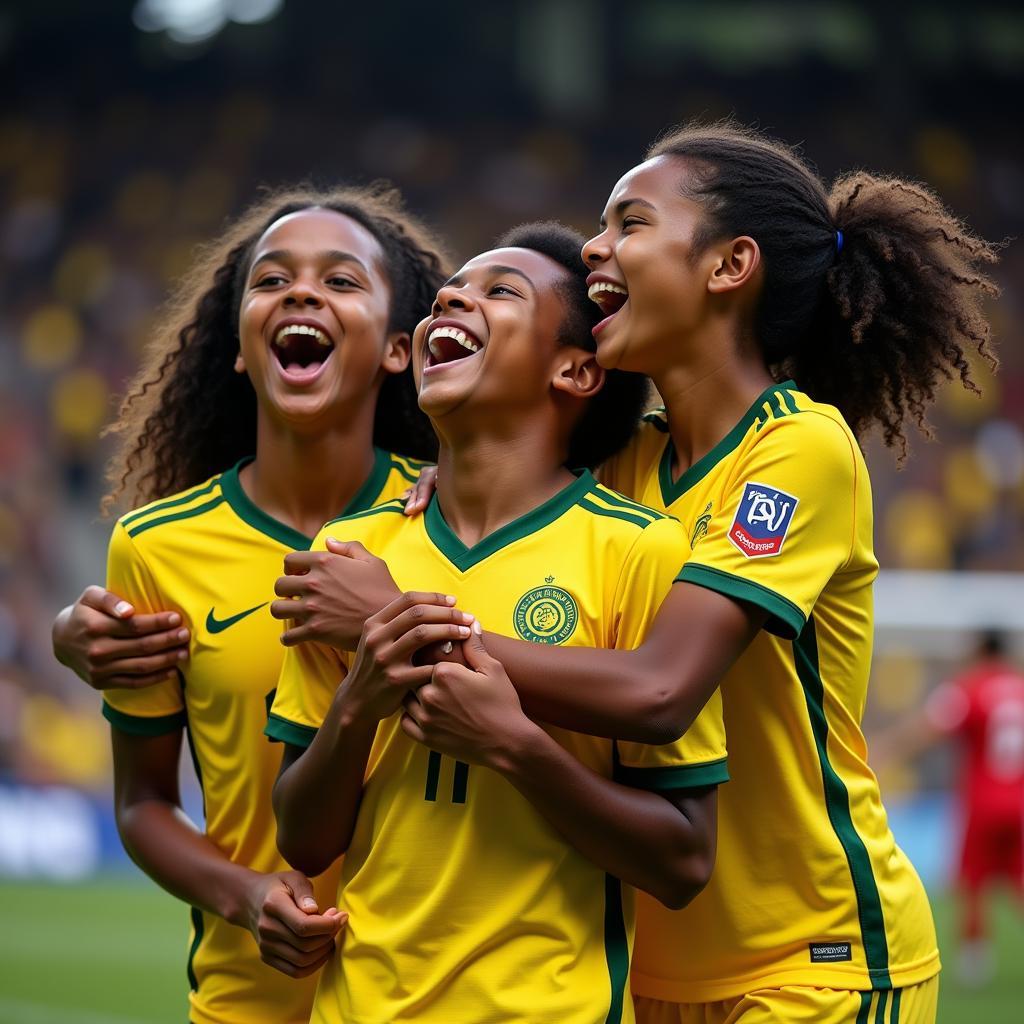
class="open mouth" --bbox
[587,280,629,335]
[424,324,482,371]
[271,323,335,380]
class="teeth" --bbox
[427,325,481,355]
[587,282,628,301]
[274,324,331,346]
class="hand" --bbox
[271,541,407,650]
[52,586,190,690]
[402,464,438,517]
[340,594,476,724]
[242,870,346,979]
[401,625,537,769]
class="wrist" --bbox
[329,682,380,732]
[221,866,263,927]
[485,716,547,777]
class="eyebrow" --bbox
[251,249,370,272]
[443,264,536,290]
[598,197,657,229]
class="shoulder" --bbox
[385,451,433,484]
[576,481,685,561]
[313,498,409,550]
[744,387,862,482]
[577,480,675,530]
[114,472,226,547]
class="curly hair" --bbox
[647,122,1000,454]
[494,221,649,469]
[102,183,450,514]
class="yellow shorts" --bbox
[634,977,938,1024]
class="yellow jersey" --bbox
[268,471,729,1024]
[600,381,939,1001]
[102,449,427,1024]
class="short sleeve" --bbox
[266,638,348,748]
[611,516,729,790]
[265,527,349,748]
[677,415,858,640]
[102,521,186,736]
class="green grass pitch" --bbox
[0,878,1019,1022]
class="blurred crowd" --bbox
[2,2,1022,791]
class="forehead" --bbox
[603,155,687,212]
[458,247,568,294]
[254,207,384,265]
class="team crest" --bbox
[728,482,798,558]
[514,585,578,644]
[691,502,713,547]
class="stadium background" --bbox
[1,2,1021,1021]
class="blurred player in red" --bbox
[882,630,1024,984]
[928,631,1024,980]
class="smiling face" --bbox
[236,207,408,430]
[413,247,579,422]
[582,155,720,375]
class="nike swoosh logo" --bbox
[206,602,268,634]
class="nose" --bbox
[432,282,476,316]
[283,275,323,308]
[582,230,611,267]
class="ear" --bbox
[551,348,605,401]
[706,235,760,295]
[233,351,246,374]
[380,331,411,376]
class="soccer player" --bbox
[285,124,999,1023]
[876,630,1024,985]
[52,187,449,1024]
[268,223,729,1024]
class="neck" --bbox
[650,325,773,481]
[240,406,379,539]
[432,412,575,548]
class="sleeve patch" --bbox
[728,481,799,559]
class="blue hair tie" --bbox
[835,230,844,255]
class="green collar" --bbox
[220,447,393,550]
[424,470,595,572]
[658,380,797,506]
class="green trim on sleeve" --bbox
[615,757,729,791]
[676,563,805,640]
[102,703,186,736]
[186,906,204,992]
[264,713,318,748]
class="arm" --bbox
[111,725,344,977]
[270,544,762,745]
[402,628,717,909]
[272,596,473,876]
[53,585,190,689]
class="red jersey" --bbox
[928,659,1024,819]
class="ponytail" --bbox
[648,122,999,453]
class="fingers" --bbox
[458,621,497,672]
[400,711,428,745]
[402,465,438,516]
[100,670,180,690]
[89,626,190,664]
[282,550,318,575]
[322,538,377,563]
[388,622,472,662]
[80,586,134,618]
[274,574,309,598]
[373,591,458,628]
[264,888,347,943]
[270,598,300,624]
[281,871,318,914]
[109,611,185,637]
[95,649,188,678]
[260,944,335,978]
